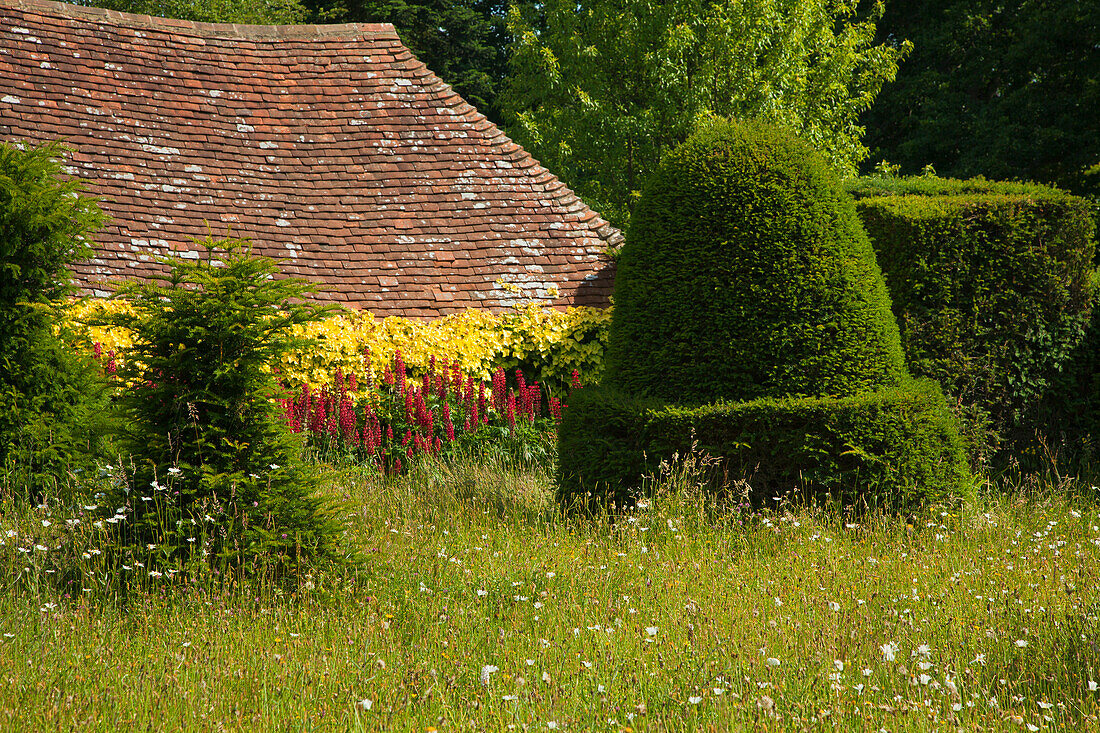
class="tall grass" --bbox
[1,453,1099,731]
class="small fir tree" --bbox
[98,238,344,576]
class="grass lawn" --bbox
[2,455,1099,731]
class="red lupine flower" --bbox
[549,396,563,422]
[443,403,455,442]
[93,341,102,359]
[527,383,541,422]
[571,369,582,390]
[506,391,516,428]
[492,367,507,412]
[106,350,117,375]
[348,373,358,392]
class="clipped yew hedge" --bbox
[559,121,968,511]
[852,176,1097,449]
[557,379,971,512]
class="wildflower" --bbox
[713,688,725,695]
[916,643,931,657]
[41,520,50,527]
[502,695,517,701]
[1088,680,1098,691]
[542,672,551,684]
[34,544,47,552]
[833,660,844,672]
[356,699,372,711]
[774,597,782,607]
[645,627,658,637]
[477,589,488,597]
[1038,701,1053,709]
[972,653,986,665]
[1015,639,1028,648]
[480,665,498,685]
[881,642,899,662]
[828,601,840,612]
[688,696,703,705]
[766,658,780,667]
[149,570,163,578]
[547,723,557,730]
[167,467,182,475]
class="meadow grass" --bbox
[2,453,1099,731]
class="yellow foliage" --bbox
[63,300,611,393]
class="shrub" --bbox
[557,379,971,512]
[852,175,1097,452]
[603,119,906,405]
[94,238,345,576]
[560,120,968,509]
[69,300,612,397]
[0,140,111,500]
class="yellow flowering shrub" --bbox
[64,300,611,394]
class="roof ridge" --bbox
[3,0,400,40]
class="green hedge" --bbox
[853,177,1096,447]
[557,379,971,512]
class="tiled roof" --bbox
[0,0,619,316]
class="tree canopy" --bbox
[862,0,1100,198]
[304,0,508,121]
[503,0,909,227]
[80,0,308,24]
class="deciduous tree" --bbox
[504,0,908,226]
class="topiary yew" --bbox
[560,120,969,511]
[603,119,907,404]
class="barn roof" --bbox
[0,0,619,316]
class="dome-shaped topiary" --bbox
[603,119,907,404]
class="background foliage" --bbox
[78,0,309,23]
[861,0,1100,200]
[504,0,909,226]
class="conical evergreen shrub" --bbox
[604,120,906,404]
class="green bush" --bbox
[0,140,111,500]
[603,119,906,405]
[557,380,971,511]
[561,121,968,510]
[853,176,1097,452]
[95,239,346,576]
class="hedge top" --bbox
[602,119,907,404]
[846,175,1077,200]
